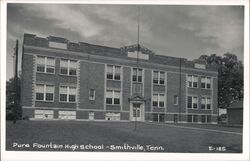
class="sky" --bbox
[6,3,244,80]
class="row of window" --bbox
[187,115,212,123]
[107,66,165,85]
[36,57,212,89]
[187,96,211,109]
[35,84,77,103]
[187,75,211,89]
[36,56,77,76]
[35,84,211,109]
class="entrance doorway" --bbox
[130,102,144,121]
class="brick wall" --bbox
[21,54,34,107]
[166,72,187,113]
[144,69,152,112]
[79,61,105,110]
[122,67,131,111]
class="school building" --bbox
[21,33,218,123]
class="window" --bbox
[60,59,77,76]
[187,96,198,109]
[207,115,211,123]
[201,97,206,109]
[201,115,206,123]
[187,115,198,123]
[105,112,120,121]
[153,114,165,122]
[187,115,192,122]
[89,112,94,120]
[201,77,212,89]
[193,115,198,122]
[36,56,55,74]
[201,77,206,88]
[58,111,76,120]
[132,68,142,83]
[153,71,165,85]
[187,75,198,88]
[193,97,198,109]
[106,90,121,105]
[152,93,165,107]
[34,110,54,119]
[133,109,140,117]
[174,95,178,105]
[207,97,211,109]
[106,65,121,80]
[89,89,95,100]
[35,84,54,101]
[201,97,211,110]
[59,86,77,103]
[106,90,113,104]
[114,91,120,105]
[207,77,211,89]
[201,115,212,123]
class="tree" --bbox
[6,77,22,120]
[198,53,243,109]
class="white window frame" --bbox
[152,93,165,108]
[60,59,77,76]
[105,90,121,105]
[187,96,198,109]
[89,89,96,100]
[201,96,212,110]
[201,76,212,89]
[201,115,212,123]
[59,86,77,103]
[132,68,143,83]
[36,56,55,74]
[35,84,54,102]
[187,75,198,88]
[174,95,178,105]
[106,65,121,81]
[153,71,165,85]
[187,115,198,123]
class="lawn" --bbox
[6,120,242,153]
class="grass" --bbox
[6,120,242,153]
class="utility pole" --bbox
[134,6,140,131]
[13,40,18,124]
[179,58,182,123]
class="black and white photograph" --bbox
[1,0,249,161]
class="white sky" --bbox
[6,3,244,80]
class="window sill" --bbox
[35,100,54,103]
[59,101,76,104]
[153,83,165,86]
[59,74,77,77]
[187,87,199,89]
[153,106,165,108]
[132,82,143,84]
[36,71,55,75]
[106,79,121,82]
[106,104,121,106]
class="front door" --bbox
[131,103,143,121]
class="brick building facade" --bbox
[21,33,218,124]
